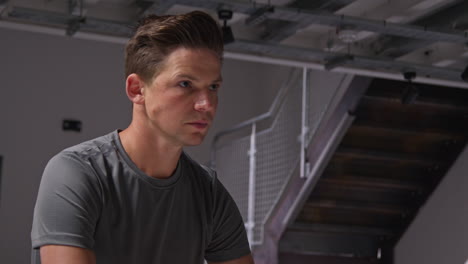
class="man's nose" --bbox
[194,93,216,112]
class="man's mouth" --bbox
[187,121,209,129]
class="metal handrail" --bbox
[210,68,301,168]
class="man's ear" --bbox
[126,73,146,105]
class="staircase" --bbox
[281,78,468,263]
[212,71,468,263]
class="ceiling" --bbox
[1,0,468,87]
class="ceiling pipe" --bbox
[1,19,467,89]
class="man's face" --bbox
[141,47,222,147]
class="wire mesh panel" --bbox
[213,69,352,247]
[214,71,303,245]
[254,76,302,243]
[215,137,251,221]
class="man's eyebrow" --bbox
[174,74,197,81]
[175,74,223,83]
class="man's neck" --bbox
[118,124,182,179]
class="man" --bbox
[31,11,254,264]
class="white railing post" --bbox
[300,67,309,178]
[246,122,257,245]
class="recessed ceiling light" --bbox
[337,29,358,43]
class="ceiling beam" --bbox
[378,0,468,58]
[288,0,357,13]
[261,20,310,42]
[164,0,468,43]
[3,1,468,87]
[262,0,357,42]
[227,39,464,82]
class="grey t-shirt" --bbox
[31,130,250,263]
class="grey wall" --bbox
[395,145,468,264]
[0,27,130,264]
[0,27,290,263]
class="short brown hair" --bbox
[125,11,224,82]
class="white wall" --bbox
[395,145,468,264]
[0,27,290,263]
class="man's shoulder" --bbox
[59,130,117,160]
[45,130,118,175]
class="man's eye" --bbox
[209,84,220,91]
[179,81,191,88]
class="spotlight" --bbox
[218,9,235,44]
[461,65,468,82]
[218,9,233,20]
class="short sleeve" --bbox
[204,176,251,262]
[31,152,102,250]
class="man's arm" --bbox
[32,154,102,261]
[40,245,96,264]
[208,254,254,264]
